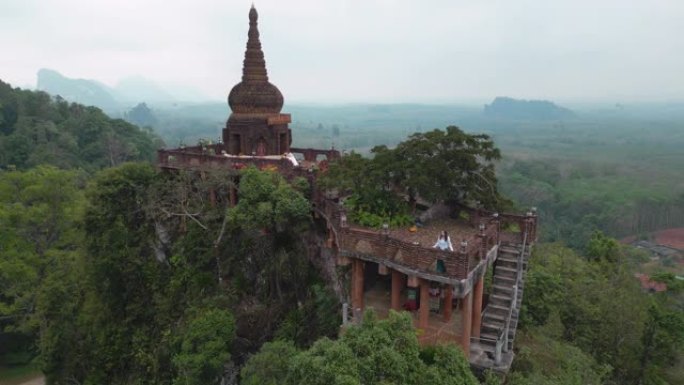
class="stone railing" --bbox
[456,203,538,244]
[290,147,340,163]
[338,226,472,279]
[157,144,339,172]
[321,198,536,285]
[321,199,494,281]
[158,148,296,173]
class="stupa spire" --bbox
[242,5,268,82]
[227,6,283,114]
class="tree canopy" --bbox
[0,166,84,364]
[517,241,684,384]
[321,126,506,219]
[0,163,341,385]
[0,79,160,171]
[241,310,479,385]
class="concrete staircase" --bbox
[471,241,531,370]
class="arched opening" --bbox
[255,137,267,156]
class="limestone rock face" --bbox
[418,202,452,223]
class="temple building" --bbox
[224,6,292,156]
[157,5,537,374]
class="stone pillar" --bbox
[391,269,402,311]
[471,277,484,338]
[351,259,364,315]
[443,285,453,322]
[419,279,430,330]
[460,290,472,358]
[209,188,217,207]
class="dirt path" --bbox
[621,227,684,250]
[1,374,44,385]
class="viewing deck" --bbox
[320,197,536,296]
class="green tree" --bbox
[287,338,360,385]
[0,166,85,378]
[0,80,158,170]
[321,126,506,216]
[243,311,479,385]
[0,166,83,335]
[172,308,235,385]
[585,230,621,264]
[374,126,503,208]
[228,166,310,232]
[638,300,684,383]
[517,242,684,384]
[241,340,300,385]
[509,331,609,385]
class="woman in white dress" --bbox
[433,230,454,252]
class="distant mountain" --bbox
[114,76,175,104]
[484,97,575,120]
[37,68,120,113]
[35,69,205,114]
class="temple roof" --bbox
[228,5,284,115]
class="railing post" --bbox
[531,219,536,244]
[459,240,469,278]
[503,285,517,353]
[478,223,486,260]
[492,212,500,245]
[517,245,523,285]
[342,303,349,326]
[353,307,363,324]
[495,338,502,364]
[340,211,348,228]
[502,329,509,353]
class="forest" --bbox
[1,81,683,385]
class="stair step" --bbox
[494,272,516,280]
[496,259,520,269]
[488,304,509,314]
[482,322,502,331]
[492,284,513,295]
[497,255,519,263]
[483,312,505,322]
[499,246,521,254]
[480,331,498,339]
[497,266,517,273]
[494,275,516,284]
[491,294,513,305]
[496,271,518,280]
[479,332,498,343]
[482,326,502,335]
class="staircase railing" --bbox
[476,224,529,365]
[517,229,528,286]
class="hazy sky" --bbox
[1,0,683,103]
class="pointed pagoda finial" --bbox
[242,5,267,82]
[227,5,284,114]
